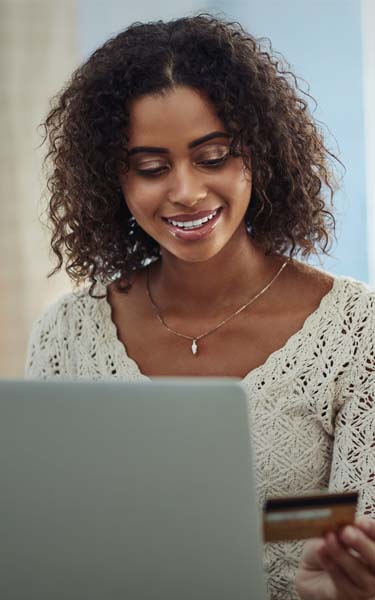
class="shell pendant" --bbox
[191,339,198,355]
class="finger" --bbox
[356,516,375,542]
[340,525,375,570]
[325,532,375,593]
[312,538,329,568]
[300,538,326,562]
[320,547,367,599]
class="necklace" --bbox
[146,258,289,356]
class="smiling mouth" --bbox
[161,207,223,242]
[163,208,220,230]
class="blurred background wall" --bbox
[1,0,374,377]
[0,0,77,378]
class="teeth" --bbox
[168,209,218,229]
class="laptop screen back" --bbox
[0,378,266,600]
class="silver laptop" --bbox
[0,378,267,600]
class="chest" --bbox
[109,299,310,378]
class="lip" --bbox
[162,208,220,222]
[162,207,223,241]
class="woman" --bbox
[26,15,375,599]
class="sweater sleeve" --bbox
[328,291,375,515]
[25,296,72,380]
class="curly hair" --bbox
[43,14,338,294]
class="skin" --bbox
[296,518,375,599]
[109,86,375,598]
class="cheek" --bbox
[215,164,252,207]
[120,176,162,221]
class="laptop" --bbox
[0,378,267,600]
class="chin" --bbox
[164,241,228,264]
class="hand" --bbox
[295,517,375,600]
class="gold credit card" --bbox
[263,491,358,543]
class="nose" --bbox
[166,163,207,207]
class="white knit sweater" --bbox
[26,276,375,600]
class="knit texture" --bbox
[26,276,375,599]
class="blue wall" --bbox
[78,0,368,281]
[77,0,205,59]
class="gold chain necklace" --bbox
[146,259,289,356]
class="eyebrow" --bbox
[127,131,230,156]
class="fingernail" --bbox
[325,532,336,545]
[344,526,358,542]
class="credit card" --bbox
[263,490,358,542]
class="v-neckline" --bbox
[99,276,342,384]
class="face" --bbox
[119,86,252,263]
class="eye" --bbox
[197,153,229,168]
[135,164,170,177]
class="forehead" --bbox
[126,86,225,146]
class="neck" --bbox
[148,230,280,318]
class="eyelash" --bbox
[135,154,229,177]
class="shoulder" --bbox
[305,267,375,334]
[26,284,110,379]
[328,275,374,320]
[314,274,375,369]
[281,262,375,358]
[286,260,373,315]
[28,283,110,351]
[332,277,375,364]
